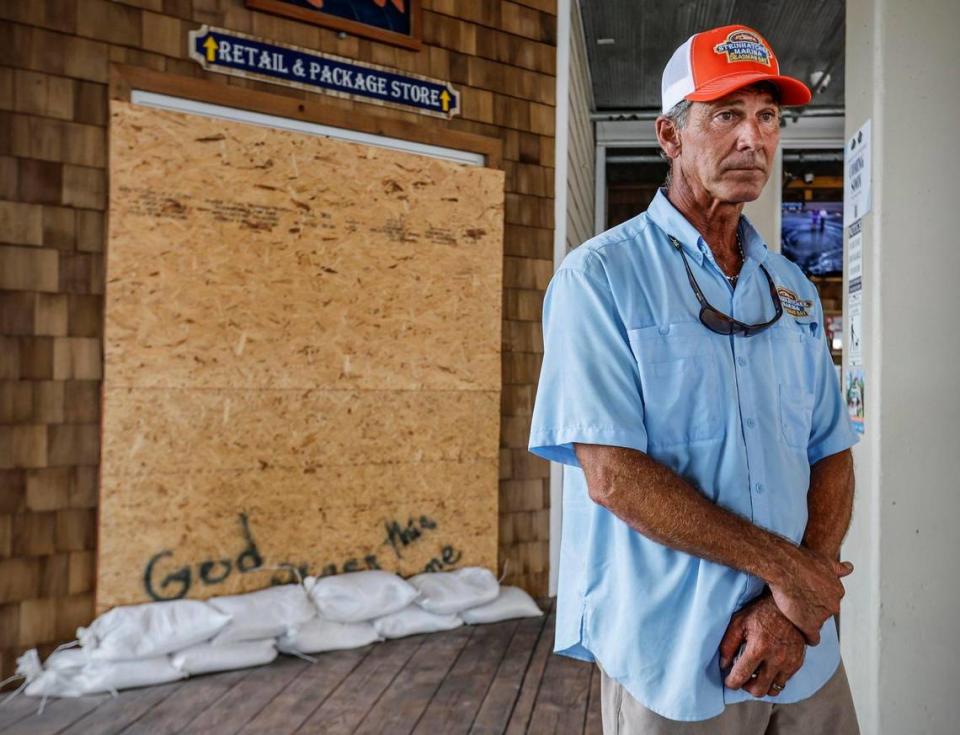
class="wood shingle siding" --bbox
[0,0,557,679]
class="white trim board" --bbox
[129,90,485,166]
[549,0,573,598]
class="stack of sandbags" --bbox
[411,567,543,625]
[14,567,544,701]
[366,567,500,639]
[409,567,502,615]
[368,567,543,638]
[22,599,231,697]
[277,570,416,653]
[19,585,314,697]
[170,584,316,675]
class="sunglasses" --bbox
[669,236,783,336]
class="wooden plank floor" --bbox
[0,600,602,735]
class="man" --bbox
[528,25,860,734]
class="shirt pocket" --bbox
[779,383,815,448]
[767,319,821,387]
[627,322,723,448]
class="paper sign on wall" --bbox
[845,366,865,434]
[845,221,865,434]
[844,121,872,226]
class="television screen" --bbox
[781,201,843,275]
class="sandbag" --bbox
[171,639,277,675]
[407,567,500,615]
[43,647,88,670]
[208,584,316,644]
[461,586,543,624]
[276,617,381,654]
[24,656,184,698]
[372,605,462,639]
[78,599,231,661]
[305,570,418,622]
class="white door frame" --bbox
[592,115,846,230]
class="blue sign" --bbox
[188,26,460,119]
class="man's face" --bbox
[676,88,781,204]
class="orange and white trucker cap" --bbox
[661,25,812,114]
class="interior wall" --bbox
[842,0,960,732]
[0,0,558,681]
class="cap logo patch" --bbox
[713,30,772,66]
[777,287,812,318]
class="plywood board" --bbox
[99,100,504,608]
[101,388,499,474]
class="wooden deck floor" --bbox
[0,600,602,735]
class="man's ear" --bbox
[655,116,682,160]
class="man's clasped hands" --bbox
[718,544,853,698]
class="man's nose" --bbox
[736,119,764,150]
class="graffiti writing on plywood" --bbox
[142,511,465,601]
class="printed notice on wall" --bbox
[845,366,865,434]
[844,120,872,227]
[845,222,865,433]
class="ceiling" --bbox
[579,0,845,112]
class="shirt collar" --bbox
[647,188,707,265]
[737,211,770,282]
[738,212,769,266]
[646,188,771,270]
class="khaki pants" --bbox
[599,661,860,735]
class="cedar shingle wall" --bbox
[0,0,557,680]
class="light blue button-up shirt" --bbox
[528,189,859,721]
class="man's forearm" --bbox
[802,449,855,558]
[573,443,796,587]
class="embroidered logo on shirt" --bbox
[713,30,772,66]
[777,287,813,318]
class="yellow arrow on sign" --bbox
[203,35,218,62]
[440,89,451,113]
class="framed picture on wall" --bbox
[245,0,422,50]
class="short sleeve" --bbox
[528,263,648,468]
[807,293,860,464]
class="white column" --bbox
[549,0,572,598]
[841,1,960,733]
[594,144,606,234]
[742,148,782,252]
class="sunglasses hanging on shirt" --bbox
[669,235,783,336]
